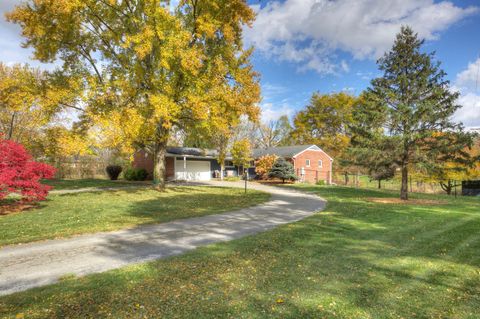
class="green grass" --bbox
[42,178,149,191]
[0,186,270,246]
[1,186,479,318]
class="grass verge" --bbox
[42,178,149,191]
[0,186,270,246]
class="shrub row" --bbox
[105,165,148,181]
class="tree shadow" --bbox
[2,186,479,318]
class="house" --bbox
[133,144,333,184]
[252,145,333,184]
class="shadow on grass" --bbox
[2,186,480,318]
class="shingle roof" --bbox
[166,147,219,158]
[163,144,332,160]
[252,145,316,158]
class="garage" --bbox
[174,158,211,181]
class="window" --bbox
[318,160,323,168]
[306,159,310,167]
[224,160,235,167]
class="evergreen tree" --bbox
[268,158,297,183]
[351,26,473,200]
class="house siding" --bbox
[133,150,222,180]
[293,149,332,184]
[133,150,155,179]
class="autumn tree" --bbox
[0,63,48,146]
[231,139,252,176]
[426,134,480,194]
[351,26,474,200]
[258,115,293,148]
[40,126,93,162]
[0,137,55,202]
[8,0,260,189]
[291,92,357,157]
[255,154,278,179]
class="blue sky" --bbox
[1,0,480,127]
[245,0,480,127]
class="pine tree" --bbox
[351,26,473,200]
[268,158,297,183]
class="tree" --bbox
[369,165,396,189]
[231,139,252,175]
[258,115,293,148]
[0,138,55,202]
[0,63,49,146]
[349,125,397,189]
[268,158,297,183]
[351,26,473,200]
[8,0,260,189]
[40,126,93,162]
[255,154,278,179]
[230,118,261,148]
[291,92,357,157]
[427,136,480,194]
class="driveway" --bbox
[0,181,325,296]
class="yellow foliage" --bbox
[231,139,252,168]
[7,0,261,184]
[255,155,278,179]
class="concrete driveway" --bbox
[0,181,325,296]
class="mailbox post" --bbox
[244,168,248,194]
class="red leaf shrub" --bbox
[0,138,55,202]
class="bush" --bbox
[255,154,278,179]
[268,158,297,183]
[124,168,148,181]
[316,180,326,186]
[0,138,55,202]
[106,165,122,180]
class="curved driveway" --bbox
[0,181,325,296]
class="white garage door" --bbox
[175,159,211,181]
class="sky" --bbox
[1,0,480,128]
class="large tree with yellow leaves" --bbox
[8,0,260,188]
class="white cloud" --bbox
[453,58,480,128]
[245,0,478,74]
[262,83,289,101]
[454,92,480,128]
[455,58,480,91]
[261,102,295,122]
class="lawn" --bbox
[1,186,479,318]
[43,178,149,191]
[0,186,270,246]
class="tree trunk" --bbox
[378,179,381,189]
[400,165,408,200]
[440,180,453,195]
[344,172,349,185]
[153,141,167,190]
[220,163,224,180]
[7,112,16,140]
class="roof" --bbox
[252,145,325,159]
[147,144,333,161]
[166,147,219,158]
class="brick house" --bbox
[252,145,333,184]
[133,144,333,184]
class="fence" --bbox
[46,159,111,179]
[332,172,457,195]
